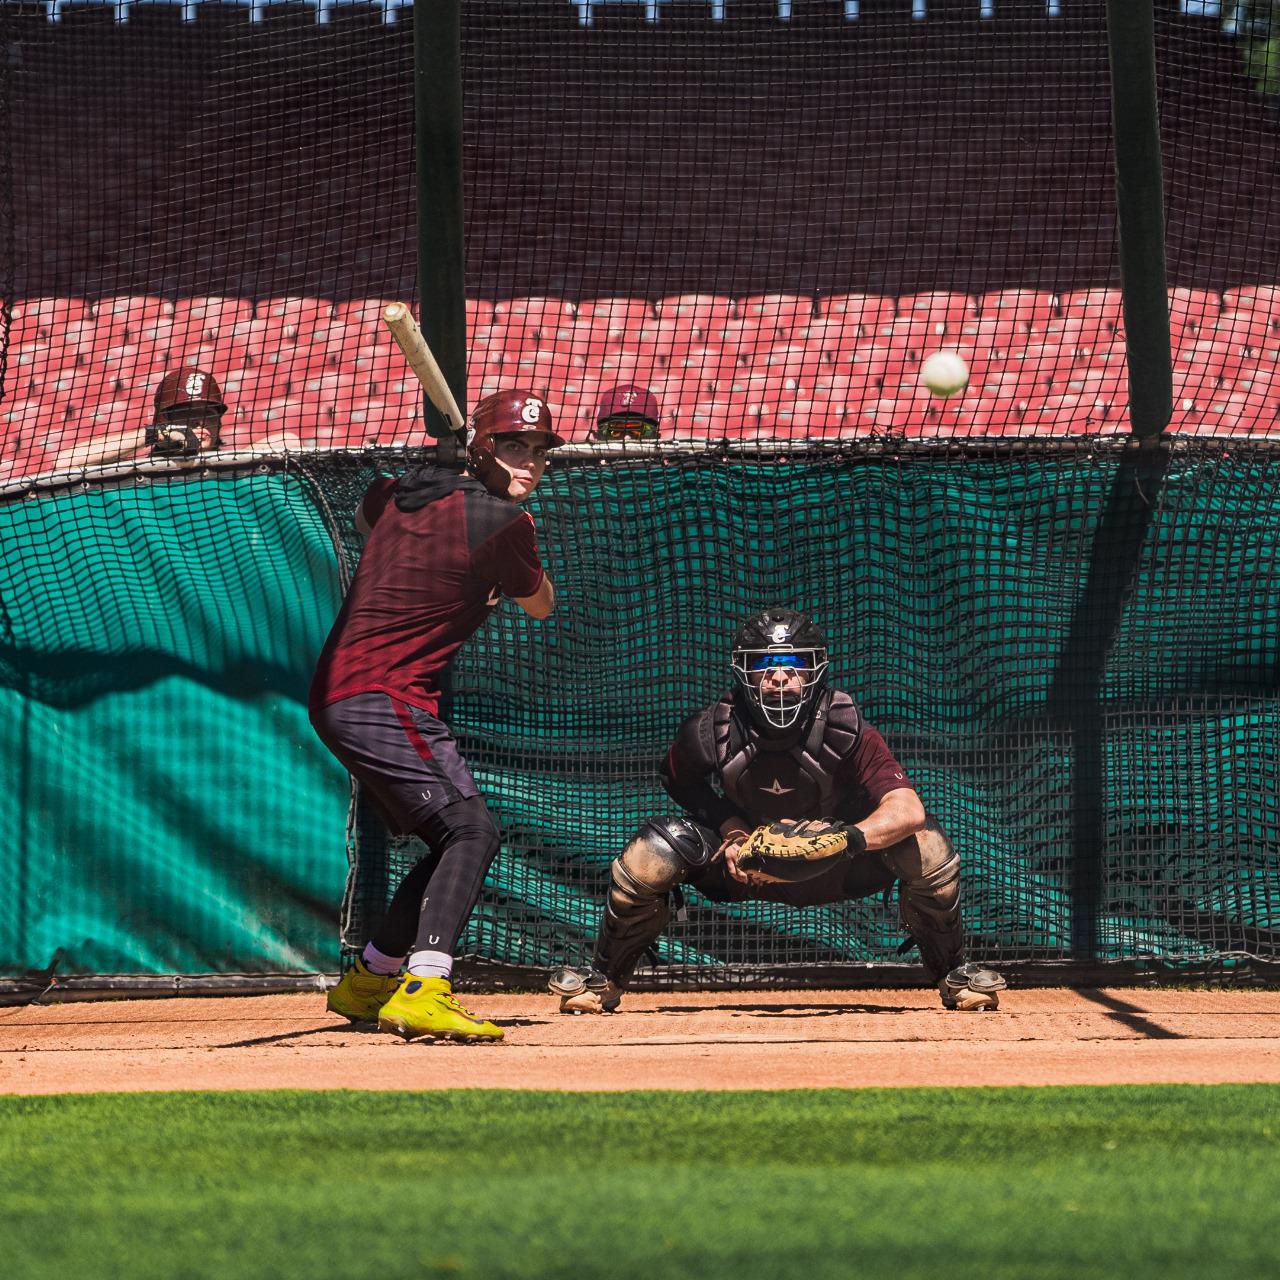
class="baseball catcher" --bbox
[549,607,1005,1014]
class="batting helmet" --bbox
[154,368,227,419]
[467,390,565,497]
[594,383,660,441]
[730,607,831,731]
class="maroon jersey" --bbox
[309,467,544,716]
[660,689,912,828]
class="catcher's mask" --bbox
[147,367,227,456]
[466,390,565,498]
[731,607,830,731]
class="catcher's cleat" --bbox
[327,957,402,1024]
[548,967,623,1015]
[377,975,504,1042]
[939,962,1007,1012]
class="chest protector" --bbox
[702,690,863,823]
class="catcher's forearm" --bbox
[855,787,926,851]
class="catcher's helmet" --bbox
[731,607,830,731]
[593,382,660,441]
[467,390,565,497]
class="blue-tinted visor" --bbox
[749,653,809,671]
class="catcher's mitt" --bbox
[736,818,863,885]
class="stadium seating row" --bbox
[4,286,1280,479]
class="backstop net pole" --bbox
[1106,0,1172,441]
[415,0,467,451]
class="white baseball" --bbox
[920,351,970,398]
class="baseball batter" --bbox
[314,390,563,1042]
[550,607,1005,1014]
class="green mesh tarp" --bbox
[0,470,348,976]
[3,443,1279,982]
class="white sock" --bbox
[361,943,405,976]
[406,950,453,980]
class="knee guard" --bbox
[879,819,965,983]
[590,817,712,986]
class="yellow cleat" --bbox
[377,975,504,1043]
[327,957,402,1024]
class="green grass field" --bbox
[3,1087,1279,1280]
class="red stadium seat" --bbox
[1174,337,1245,388]
[655,294,736,336]
[876,314,950,357]
[815,292,896,333]
[1168,287,1222,342]
[307,319,381,369]
[977,289,1058,333]
[736,294,817,340]
[12,297,90,343]
[896,291,978,335]
[332,299,401,332]
[749,341,827,388]
[98,342,171,397]
[295,368,363,413]
[92,296,174,343]
[466,298,496,331]
[575,297,655,330]
[1059,288,1123,336]
[491,296,576,338]
[668,345,739,396]
[258,296,334,342]
[171,297,254,351]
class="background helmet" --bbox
[154,368,227,419]
[593,382,660,441]
[731,607,830,731]
[467,389,565,496]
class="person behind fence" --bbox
[592,382,661,441]
[549,606,1005,1015]
[49,366,229,472]
[313,389,564,1043]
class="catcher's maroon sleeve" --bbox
[835,724,913,818]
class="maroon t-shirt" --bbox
[309,469,544,715]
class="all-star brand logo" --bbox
[771,624,789,643]
[763,778,794,795]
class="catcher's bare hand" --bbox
[717,823,751,884]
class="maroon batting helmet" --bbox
[594,383,660,440]
[467,390,565,497]
[154,368,227,419]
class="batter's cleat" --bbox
[327,957,402,1024]
[377,975,503,1043]
[548,967,623,1014]
[939,962,1007,1012]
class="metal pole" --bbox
[1106,0,1172,440]
[415,0,467,447]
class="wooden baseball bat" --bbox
[382,302,466,440]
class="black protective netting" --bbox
[3,2,1280,983]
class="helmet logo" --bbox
[771,624,789,643]
[184,373,207,398]
[520,397,544,424]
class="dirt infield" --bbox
[3,987,1280,1094]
